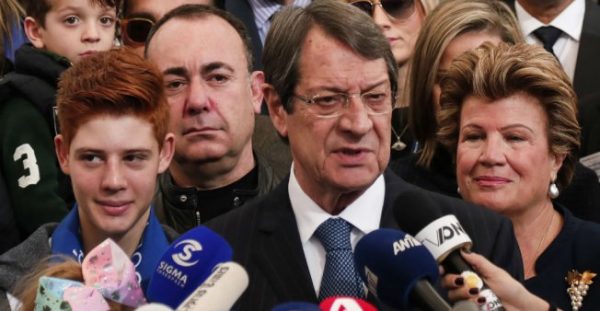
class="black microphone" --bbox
[393,189,505,311]
[354,228,452,310]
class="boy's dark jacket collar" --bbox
[13,43,70,86]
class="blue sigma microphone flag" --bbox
[146,226,233,308]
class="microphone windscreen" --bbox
[319,296,377,311]
[176,261,248,311]
[135,303,174,311]
[354,228,439,309]
[146,226,233,308]
[393,188,444,235]
[270,302,320,311]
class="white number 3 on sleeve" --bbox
[13,144,41,188]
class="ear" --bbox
[157,133,175,173]
[263,83,288,138]
[23,17,46,49]
[550,152,566,181]
[54,135,70,174]
[249,71,265,114]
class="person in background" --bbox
[502,0,600,103]
[0,0,25,74]
[0,49,178,310]
[342,0,438,159]
[0,0,117,244]
[438,42,600,311]
[119,0,213,57]
[205,1,521,309]
[216,0,311,71]
[389,0,600,223]
[144,5,284,232]
[0,0,25,254]
[120,0,293,175]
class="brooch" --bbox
[566,270,596,311]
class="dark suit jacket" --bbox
[206,170,522,310]
[580,92,600,157]
[216,0,264,70]
[504,0,600,102]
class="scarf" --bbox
[50,205,170,292]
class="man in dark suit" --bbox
[503,0,600,102]
[206,1,522,310]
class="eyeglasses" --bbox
[292,90,393,118]
[350,0,416,21]
[121,17,154,47]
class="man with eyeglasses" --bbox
[205,1,522,310]
[120,0,214,56]
[144,5,286,234]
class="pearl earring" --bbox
[549,181,560,199]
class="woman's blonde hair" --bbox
[409,0,524,168]
[0,0,24,71]
[437,42,579,190]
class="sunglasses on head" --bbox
[350,0,416,21]
[121,17,155,47]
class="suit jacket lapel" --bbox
[380,170,412,229]
[574,0,600,100]
[253,178,317,302]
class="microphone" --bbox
[393,189,504,311]
[354,228,451,311]
[135,303,175,311]
[319,296,377,311]
[270,302,320,311]
[146,226,233,308]
[175,261,248,311]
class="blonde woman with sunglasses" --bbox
[119,0,213,56]
[344,0,437,108]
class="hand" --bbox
[441,251,558,311]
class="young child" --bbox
[0,0,116,245]
[0,48,177,310]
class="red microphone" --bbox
[319,296,378,311]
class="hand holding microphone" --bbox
[442,252,553,311]
[393,189,505,311]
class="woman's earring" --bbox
[549,181,560,199]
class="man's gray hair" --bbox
[263,0,398,112]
